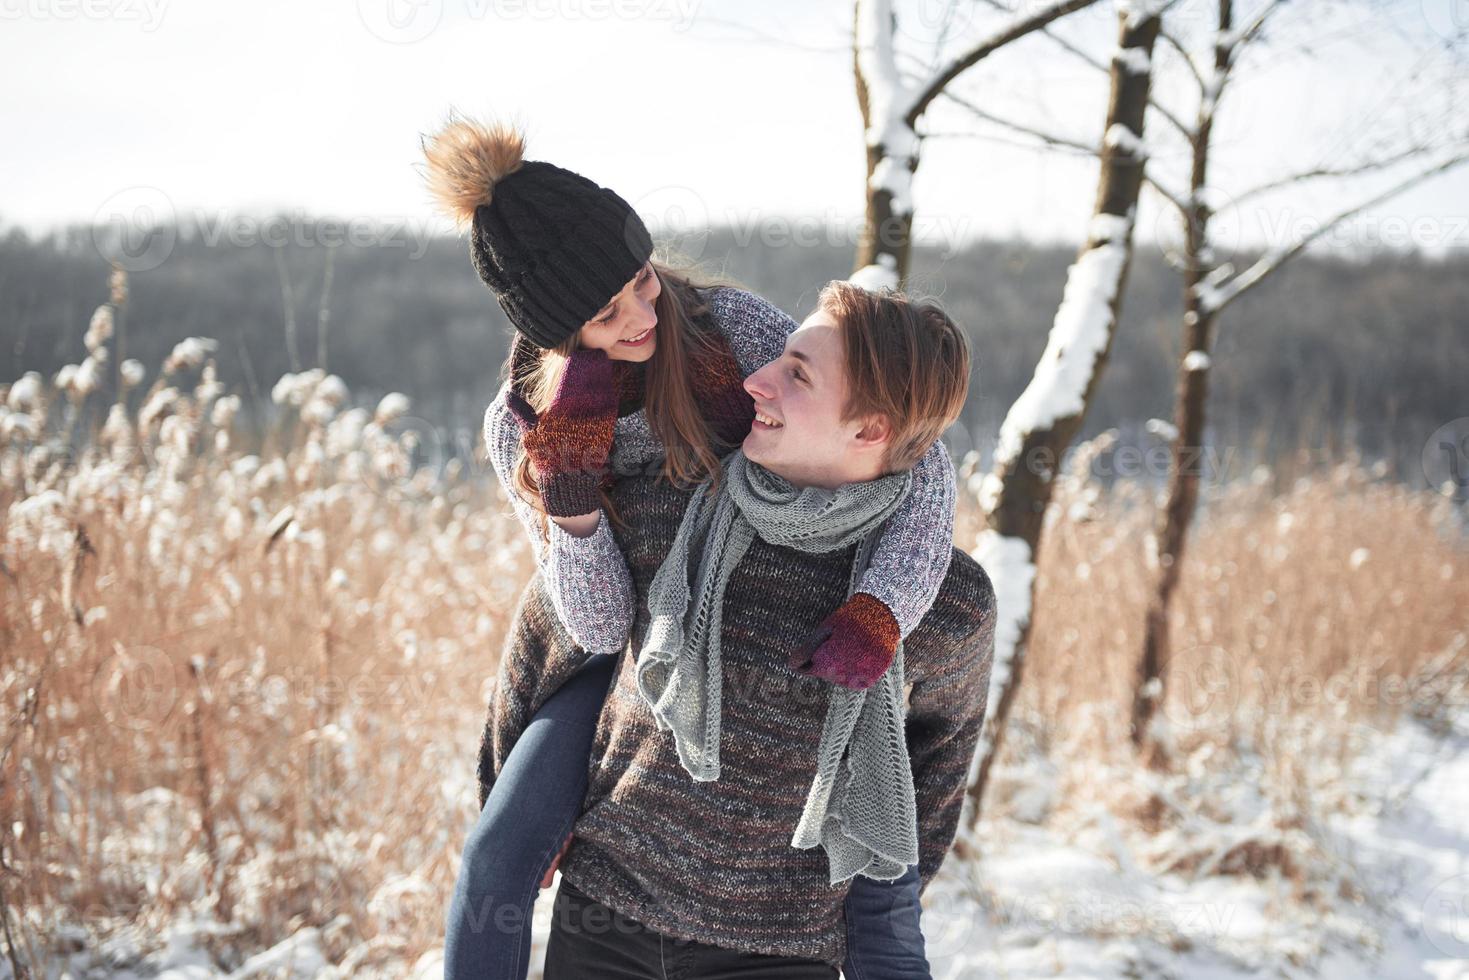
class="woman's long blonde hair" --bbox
[511,259,733,528]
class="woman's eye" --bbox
[790,368,805,383]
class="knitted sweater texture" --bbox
[482,287,958,654]
[474,473,996,970]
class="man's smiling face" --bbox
[740,310,889,490]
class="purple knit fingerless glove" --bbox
[787,593,902,691]
[505,348,619,517]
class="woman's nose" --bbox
[632,297,657,334]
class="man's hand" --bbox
[540,834,573,889]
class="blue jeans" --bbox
[842,862,931,980]
[444,652,619,980]
[443,652,930,979]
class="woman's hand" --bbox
[505,342,620,518]
[540,834,572,889]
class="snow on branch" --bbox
[1118,0,1176,30]
[913,0,1102,122]
[1104,123,1151,162]
[849,255,901,291]
[1114,45,1152,75]
[855,0,918,158]
[989,208,1135,473]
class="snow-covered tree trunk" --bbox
[850,0,1101,290]
[852,0,914,290]
[959,2,1162,843]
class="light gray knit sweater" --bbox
[482,287,957,653]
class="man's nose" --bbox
[743,366,774,401]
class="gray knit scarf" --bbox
[636,450,920,884]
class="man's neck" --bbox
[773,459,887,491]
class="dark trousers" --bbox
[544,877,840,980]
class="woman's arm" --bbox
[787,439,957,690]
[484,388,634,654]
[860,438,957,638]
[707,287,800,376]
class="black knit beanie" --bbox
[422,118,654,349]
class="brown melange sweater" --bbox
[475,473,996,971]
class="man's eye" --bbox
[790,367,805,383]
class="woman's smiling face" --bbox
[576,262,661,362]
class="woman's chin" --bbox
[609,337,657,363]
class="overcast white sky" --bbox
[5,0,1467,257]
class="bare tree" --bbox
[316,247,336,373]
[851,0,1103,288]
[1128,1,1469,765]
[897,0,1468,828]
[957,2,1168,843]
[274,245,302,374]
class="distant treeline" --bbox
[2,220,1463,483]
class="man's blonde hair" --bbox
[818,280,971,472]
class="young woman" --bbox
[424,117,950,980]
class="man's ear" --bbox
[853,413,892,452]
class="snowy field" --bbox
[17,704,1466,980]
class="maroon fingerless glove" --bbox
[505,346,620,517]
[787,592,902,691]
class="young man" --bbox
[475,282,996,977]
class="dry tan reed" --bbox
[2,316,1465,975]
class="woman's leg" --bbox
[840,864,931,980]
[443,652,618,980]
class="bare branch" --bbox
[937,90,1093,154]
[1220,0,1281,57]
[1143,172,1190,215]
[936,89,1192,208]
[1198,149,1469,314]
[1212,0,1287,104]
[907,0,1105,124]
[973,0,1193,139]
[1231,142,1451,207]
[1157,24,1205,90]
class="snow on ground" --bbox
[920,709,1469,980]
[12,711,1468,979]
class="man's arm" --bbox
[904,553,998,893]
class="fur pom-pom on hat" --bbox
[420,115,526,229]
[419,110,653,349]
